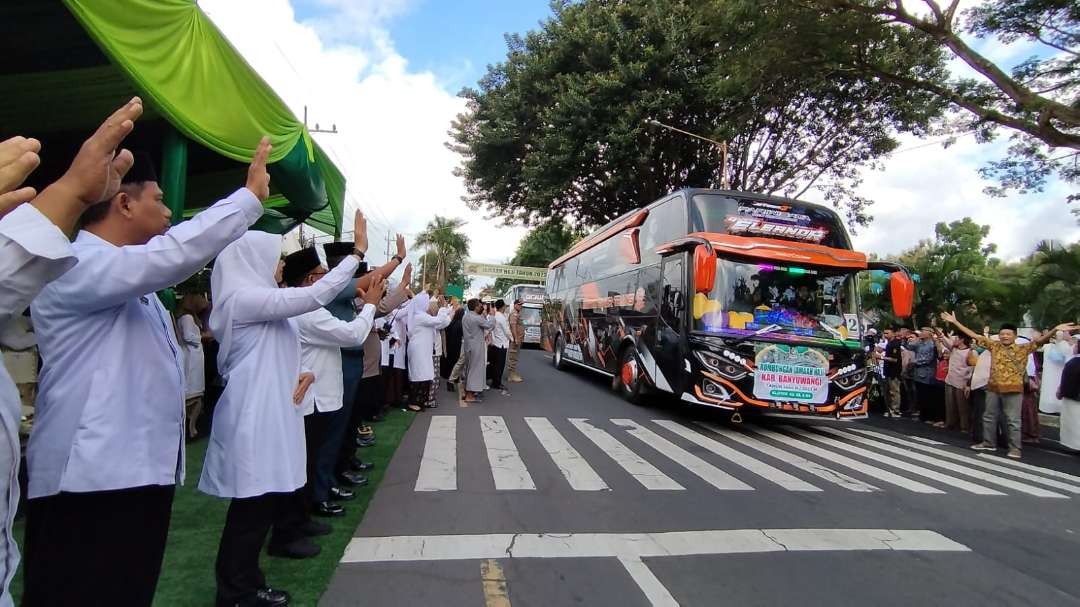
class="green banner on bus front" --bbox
[464,262,548,281]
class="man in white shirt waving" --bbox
[0,98,146,607]
[281,247,383,524]
[24,129,274,604]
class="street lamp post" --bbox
[646,119,730,189]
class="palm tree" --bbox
[413,216,470,292]
[1028,240,1080,326]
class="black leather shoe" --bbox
[237,587,290,606]
[268,537,321,560]
[350,458,375,472]
[329,485,355,501]
[300,519,332,537]
[337,470,369,487]
[313,501,345,517]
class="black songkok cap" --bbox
[323,241,354,268]
[122,151,158,184]
[282,247,321,287]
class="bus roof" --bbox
[548,189,847,270]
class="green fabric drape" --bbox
[62,0,346,236]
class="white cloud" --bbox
[846,134,1080,261]
[200,0,527,296]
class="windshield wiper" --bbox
[726,323,783,348]
[818,320,861,352]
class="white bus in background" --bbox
[503,283,545,346]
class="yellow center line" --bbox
[480,559,511,607]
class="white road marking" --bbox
[812,426,1066,498]
[612,419,753,491]
[415,415,457,491]
[908,436,947,446]
[340,528,971,563]
[569,418,684,490]
[782,426,1004,496]
[480,416,536,491]
[977,453,1080,484]
[745,426,945,494]
[696,422,879,492]
[653,420,820,492]
[524,417,609,491]
[846,427,1080,495]
[618,556,678,607]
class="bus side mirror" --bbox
[693,245,715,294]
[890,272,914,318]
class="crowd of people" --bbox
[0,98,531,607]
[870,316,1080,459]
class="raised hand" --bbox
[0,136,42,217]
[364,279,388,305]
[61,97,143,206]
[246,136,272,202]
[293,372,315,405]
[1054,322,1079,334]
[395,233,406,259]
[353,210,368,253]
[400,263,413,288]
[939,311,957,325]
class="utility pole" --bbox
[303,105,339,134]
[384,231,393,265]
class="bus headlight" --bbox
[833,367,868,390]
[695,350,749,381]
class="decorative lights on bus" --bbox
[831,364,868,390]
[756,263,817,276]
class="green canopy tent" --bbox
[0,0,345,236]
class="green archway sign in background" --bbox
[464,262,548,282]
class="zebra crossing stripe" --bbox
[524,417,609,491]
[976,453,1080,485]
[618,556,678,607]
[480,416,536,491]
[612,419,753,491]
[745,426,945,494]
[811,426,1066,499]
[782,426,1004,496]
[569,419,685,490]
[845,427,1080,495]
[653,420,820,492]
[416,415,457,491]
[696,422,879,492]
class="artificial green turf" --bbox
[9,408,414,607]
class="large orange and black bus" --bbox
[541,189,914,420]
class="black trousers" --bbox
[487,345,508,389]
[337,375,382,474]
[216,492,296,606]
[23,484,176,607]
[305,408,337,503]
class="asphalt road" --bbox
[321,349,1080,607]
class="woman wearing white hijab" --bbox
[1041,332,1076,414]
[202,215,367,607]
[405,292,452,412]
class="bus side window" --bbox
[639,197,687,265]
[661,257,684,333]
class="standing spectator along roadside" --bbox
[940,312,1077,459]
[939,333,975,433]
[1056,341,1080,451]
[882,328,903,418]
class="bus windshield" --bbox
[512,285,546,305]
[694,258,858,341]
[518,305,542,326]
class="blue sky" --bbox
[293,0,556,91]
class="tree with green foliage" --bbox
[413,216,470,292]
[493,220,584,293]
[813,0,1080,208]
[450,0,948,230]
[1027,240,1080,326]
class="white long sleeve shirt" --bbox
[28,188,263,499]
[295,303,375,415]
[0,204,77,606]
[492,311,511,349]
